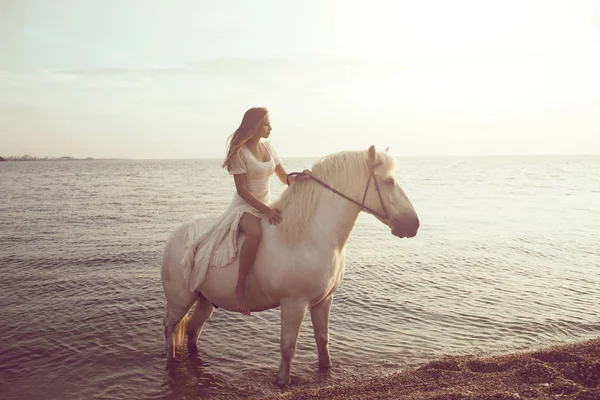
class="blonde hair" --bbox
[222,107,268,171]
[272,149,396,244]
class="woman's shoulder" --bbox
[236,145,251,159]
[228,146,249,175]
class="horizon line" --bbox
[3,152,600,161]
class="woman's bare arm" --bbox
[275,164,310,185]
[275,164,290,185]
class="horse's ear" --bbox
[384,147,390,153]
[368,145,377,162]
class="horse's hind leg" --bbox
[187,293,215,352]
[163,292,196,360]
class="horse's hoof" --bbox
[318,364,332,372]
[187,340,198,351]
[276,377,291,387]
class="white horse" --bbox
[161,145,419,385]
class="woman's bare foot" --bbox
[235,286,251,315]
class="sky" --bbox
[1,0,599,159]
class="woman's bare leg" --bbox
[236,213,262,315]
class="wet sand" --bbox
[258,337,600,400]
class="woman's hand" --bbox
[265,207,283,225]
[295,169,312,183]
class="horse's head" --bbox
[364,145,420,238]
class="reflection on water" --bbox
[164,355,227,399]
[161,346,338,400]
[1,156,599,400]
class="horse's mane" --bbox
[272,149,396,244]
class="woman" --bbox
[222,107,308,315]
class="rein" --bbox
[286,163,389,221]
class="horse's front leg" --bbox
[310,295,333,370]
[277,299,308,386]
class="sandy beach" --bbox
[257,338,600,400]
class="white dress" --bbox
[181,141,282,291]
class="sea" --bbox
[1,155,599,400]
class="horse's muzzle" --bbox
[391,215,420,238]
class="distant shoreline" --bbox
[0,157,133,162]
[1,156,95,161]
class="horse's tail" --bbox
[163,306,189,349]
[174,313,189,348]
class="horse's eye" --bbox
[384,177,395,186]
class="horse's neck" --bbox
[311,190,362,249]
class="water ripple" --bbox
[1,156,599,400]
